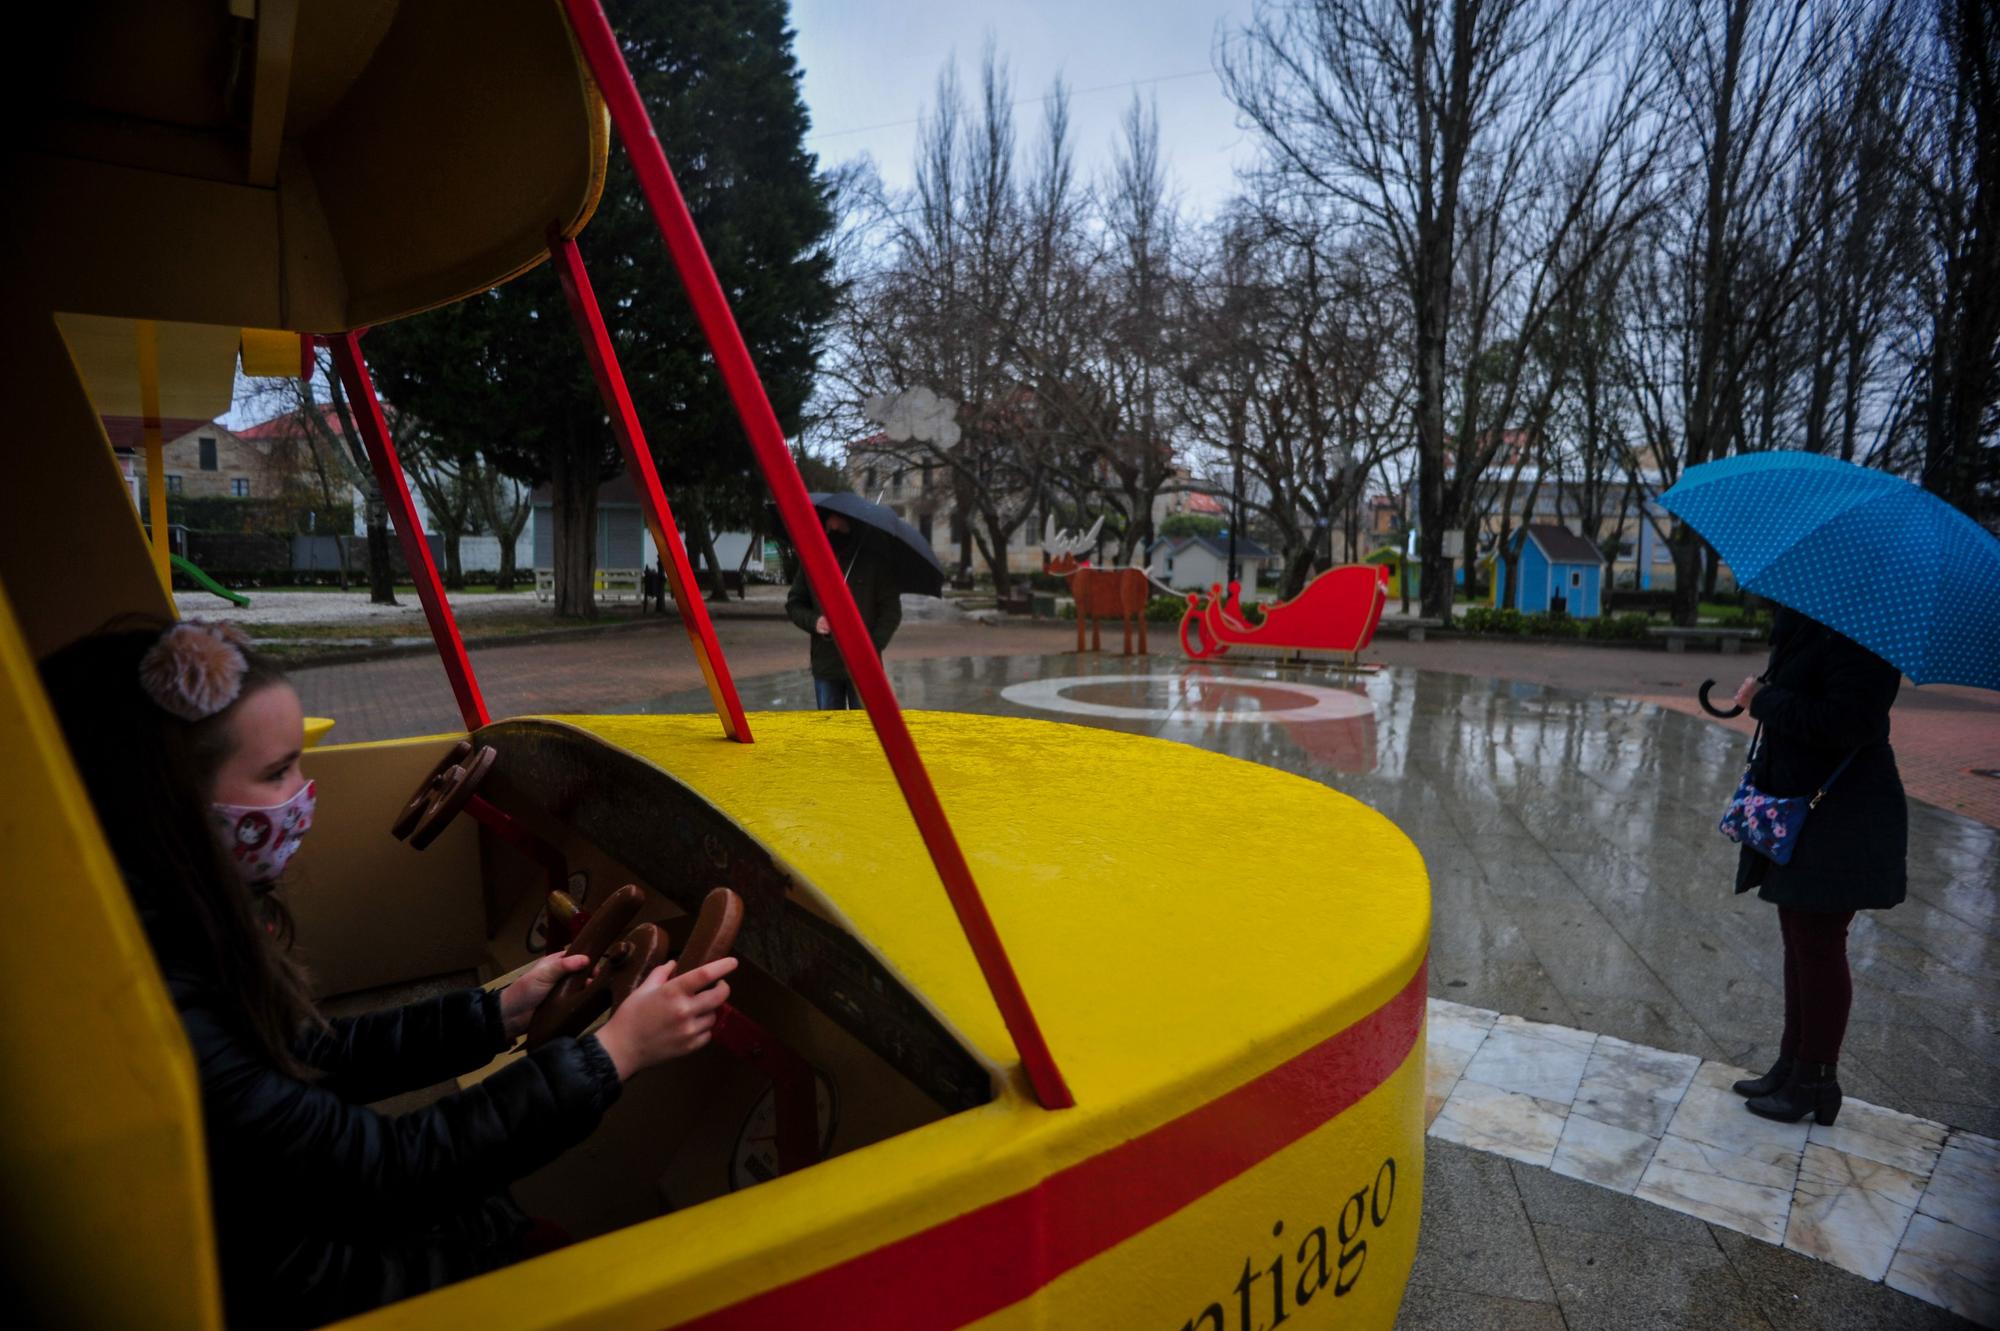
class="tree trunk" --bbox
[442,530,463,591]
[1461,518,1481,602]
[1280,546,1313,599]
[978,513,1014,596]
[496,531,517,591]
[1415,258,1453,621]
[1674,0,1750,627]
[551,432,598,619]
[364,495,397,605]
[734,527,756,599]
[697,524,730,605]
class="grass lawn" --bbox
[245,609,651,663]
[226,583,527,595]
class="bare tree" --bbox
[839,49,1058,593]
[1223,0,1669,620]
[241,355,398,603]
[1907,0,2000,520]
[399,430,482,590]
[1643,0,1861,618]
[1173,204,1411,597]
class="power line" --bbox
[807,67,1217,142]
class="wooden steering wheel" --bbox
[526,884,653,1048]
[524,885,745,1050]
[391,740,472,840]
[395,744,498,850]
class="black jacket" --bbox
[786,536,902,682]
[1734,610,1907,911]
[166,965,621,1329]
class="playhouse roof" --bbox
[1150,533,1274,560]
[1521,523,1605,565]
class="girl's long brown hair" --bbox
[40,623,323,1076]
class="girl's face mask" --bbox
[211,780,316,886]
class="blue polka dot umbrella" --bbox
[1659,452,2000,689]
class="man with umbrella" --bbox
[785,493,943,710]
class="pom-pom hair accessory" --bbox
[138,620,252,722]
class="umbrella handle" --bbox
[1698,680,1744,718]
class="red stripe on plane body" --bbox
[679,960,1427,1331]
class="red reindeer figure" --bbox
[1044,516,1152,655]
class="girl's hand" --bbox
[1733,676,1763,710]
[815,614,831,635]
[594,957,737,1081]
[499,953,591,1041]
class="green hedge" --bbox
[1457,607,1656,641]
[166,496,354,535]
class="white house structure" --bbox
[1148,534,1276,591]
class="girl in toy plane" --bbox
[40,619,738,1330]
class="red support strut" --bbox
[559,0,1071,1109]
[547,232,752,744]
[329,333,490,732]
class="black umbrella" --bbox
[774,491,945,597]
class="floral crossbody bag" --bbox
[1717,725,1858,866]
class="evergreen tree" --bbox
[367,0,837,616]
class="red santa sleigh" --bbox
[1179,563,1392,669]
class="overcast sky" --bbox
[790,0,1260,215]
[225,3,1260,431]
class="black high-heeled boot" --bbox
[1733,1054,1794,1098]
[1746,1062,1841,1126]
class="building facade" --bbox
[111,419,279,502]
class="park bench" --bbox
[1646,625,1764,654]
[595,568,643,604]
[532,567,646,603]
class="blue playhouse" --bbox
[1494,524,1606,617]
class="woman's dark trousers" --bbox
[1778,906,1857,1066]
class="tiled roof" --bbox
[234,406,347,440]
[1522,523,1605,565]
[100,416,217,452]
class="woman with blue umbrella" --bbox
[1660,452,2000,1127]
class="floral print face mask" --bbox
[211,780,316,886]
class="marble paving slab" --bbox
[1426,997,1498,1058]
[1636,1132,1797,1245]
[1809,1098,1949,1178]
[1885,1213,2000,1326]
[1550,1110,1660,1194]
[1458,1014,1597,1105]
[1430,1076,1569,1169]
[1572,1033,1700,1138]
[1661,1061,1812,1171]
[1917,1130,2000,1242]
[1423,1000,1990,1323]
[1784,1142,1925,1282]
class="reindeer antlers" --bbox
[1041,514,1105,556]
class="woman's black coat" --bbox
[165,963,621,1330]
[1735,610,1907,911]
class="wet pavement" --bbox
[621,654,2000,1328]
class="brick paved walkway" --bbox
[290,618,1081,743]
[294,624,2000,828]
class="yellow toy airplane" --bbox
[0,4,1430,1329]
